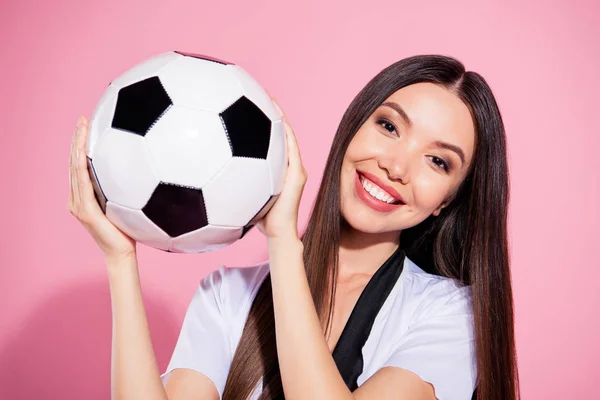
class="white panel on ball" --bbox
[203,157,271,227]
[230,65,281,122]
[170,225,243,253]
[158,57,244,113]
[110,52,182,90]
[145,105,233,189]
[266,120,288,195]
[87,84,119,158]
[106,202,171,251]
[93,128,160,209]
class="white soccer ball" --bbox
[86,51,287,253]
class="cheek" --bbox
[344,134,367,163]
[340,131,371,189]
[344,126,386,162]
[412,174,452,211]
[340,162,357,202]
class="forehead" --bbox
[384,82,476,163]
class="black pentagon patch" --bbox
[240,195,279,239]
[142,182,208,237]
[174,51,232,65]
[87,157,107,213]
[112,76,172,136]
[220,96,271,159]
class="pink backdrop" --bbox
[1,0,598,398]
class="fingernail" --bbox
[77,116,83,129]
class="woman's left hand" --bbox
[256,100,307,240]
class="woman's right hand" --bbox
[68,116,137,262]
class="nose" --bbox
[378,143,411,184]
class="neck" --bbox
[337,219,400,279]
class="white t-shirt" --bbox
[161,256,477,400]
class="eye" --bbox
[376,118,398,136]
[428,156,451,172]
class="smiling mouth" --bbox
[357,173,404,205]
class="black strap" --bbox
[331,246,405,391]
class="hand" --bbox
[256,101,307,240]
[68,116,137,262]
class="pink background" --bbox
[1,0,598,398]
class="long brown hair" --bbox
[223,55,520,400]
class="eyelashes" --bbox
[428,156,452,172]
[376,118,398,135]
[375,118,453,173]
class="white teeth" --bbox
[360,176,397,204]
[381,193,393,203]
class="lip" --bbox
[356,170,405,204]
[354,171,405,213]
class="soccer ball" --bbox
[85,51,287,253]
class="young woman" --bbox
[68,55,519,400]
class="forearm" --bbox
[268,237,354,400]
[106,255,168,400]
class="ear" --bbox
[432,203,446,217]
[433,192,456,216]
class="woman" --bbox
[68,55,519,400]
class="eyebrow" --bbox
[434,140,466,166]
[381,101,412,127]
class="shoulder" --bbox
[205,261,270,292]
[163,263,270,397]
[199,262,270,321]
[377,258,477,399]
[401,256,473,322]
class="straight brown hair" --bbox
[223,54,520,400]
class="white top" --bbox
[161,256,477,400]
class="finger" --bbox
[75,117,101,215]
[282,119,304,170]
[70,117,83,210]
[68,121,78,206]
[269,98,294,148]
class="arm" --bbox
[268,238,350,400]
[106,254,169,400]
[107,255,220,400]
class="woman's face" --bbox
[340,82,476,235]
